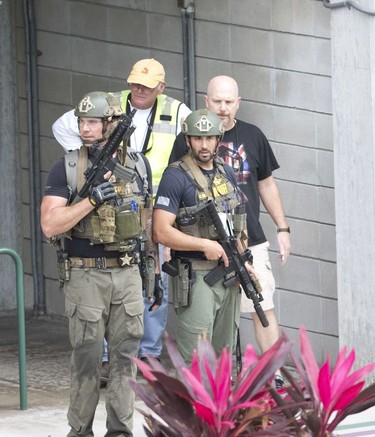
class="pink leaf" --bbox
[299,326,320,396]
[214,349,232,413]
[333,382,364,412]
[243,344,258,366]
[183,367,217,413]
[330,349,356,399]
[194,401,216,426]
[342,363,375,390]
[318,360,332,409]
[133,357,157,382]
[190,351,202,382]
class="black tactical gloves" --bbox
[149,274,163,312]
[88,181,116,208]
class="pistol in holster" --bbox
[162,258,193,309]
[56,250,70,288]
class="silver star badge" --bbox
[119,253,132,266]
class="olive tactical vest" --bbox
[64,146,150,251]
[170,154,247,241]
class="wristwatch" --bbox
[277,227,290,233]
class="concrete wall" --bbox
[13,0,337,363]
[0,0,23,311]
[330,5,375,376]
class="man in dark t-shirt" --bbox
[169,76,291,388]
[41,91,155,435]
[153,109,255,364]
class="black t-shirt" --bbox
[44,149,152,257]
[169,120,279,245]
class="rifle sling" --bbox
[181,154,213,200]
[77,146,88,193]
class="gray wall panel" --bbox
[38,68,72,106]
[194,0,232,22]
[322,298,338,336]
[37,32,71,70]
[195,22,231,60]
[108,9,148,46]
[35,0,70,33]
[70,2,109,41]
[71,73,112,106]
[231,27,273,66]
[280,291,322,332]
[320,261,337,299]
[273,33,331,76]
[70,38,109,76]
[230,0,272,28]
[234,65,273,103]
[272,144,319,185]
[317,150,334,187]
[319,224,336,262]
[272,107,317,147]
[272,0,329,37]
[318,187,335,224]
[316,113,334,151]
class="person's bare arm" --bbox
[258,175,291,263]
[153,208,229,265]
[41,195,94,238]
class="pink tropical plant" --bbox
[129,327,375,436]
[273,326,375,436]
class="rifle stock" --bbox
[194,200,269,328]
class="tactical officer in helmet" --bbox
[153,109,254,364]
[41,91,154,437]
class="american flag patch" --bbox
[156,196,170,207]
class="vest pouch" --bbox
[176,217,201,238]
[115,208,142,241]
[233,204,247,237]
[198,220,220,240]
[90,205,116,244]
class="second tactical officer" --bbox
[153,109,254,363]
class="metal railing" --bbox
[0,247,27,410]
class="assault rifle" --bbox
[194,200,269,327]
[77,109,137,200]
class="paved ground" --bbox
[1,314,375,437]
[0,314,152,437]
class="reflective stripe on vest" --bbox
[119,91,182,192]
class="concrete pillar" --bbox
[0,0,21,309]
[330,4,375,374]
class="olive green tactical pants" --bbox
[64,265,144,437]
[175,269,241,365]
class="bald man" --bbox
[169,76,291,387]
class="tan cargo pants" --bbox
[64,265,144,437]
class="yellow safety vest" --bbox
[118,91,183,192]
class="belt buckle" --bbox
[95,257,106,269]
[71,258,84,268]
